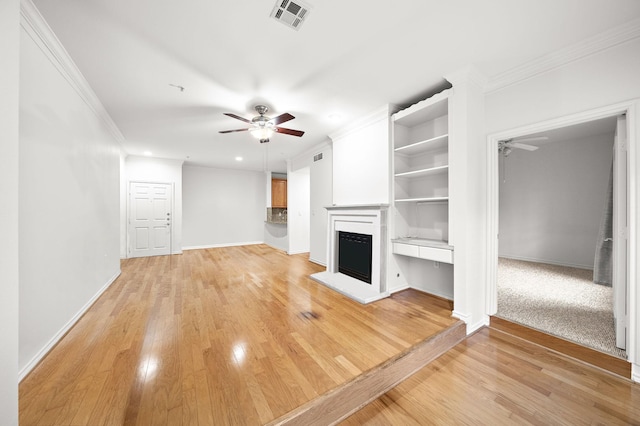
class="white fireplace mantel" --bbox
[310,204,389,304]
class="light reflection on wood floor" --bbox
[19,244,457,425]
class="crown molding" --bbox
[329,104,399,142]
[20,0,126,149]
[291,138,332,162]
[445,65,489,91]
[486,18,640,94]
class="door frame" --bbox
[127,180,175,258]
[485,99,638,368]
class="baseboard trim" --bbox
[19,270,121,382]
[288,249,310,255]
[451,310,488,335]
[632,363,640,383]
[499,254,592,270]
[389,284,410,294]
[410,286,453,301]
[182,241,263,251]
[308,258,326,267]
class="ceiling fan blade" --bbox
[515,136,548,143]
[270,113,295,125]
[275,127,305,137]
[223,113,252,124]
[510,142,539,151]
[219,128,250,133]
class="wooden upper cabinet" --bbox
[271,178,287,208]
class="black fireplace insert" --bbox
[338,231,372,284]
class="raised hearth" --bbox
[311,204,389,303]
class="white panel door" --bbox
[613,115,629,350]
[129,182,172,258]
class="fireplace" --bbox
[310,204,388,304]
[338,231,372,284]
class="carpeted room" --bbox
[495,116,627,359]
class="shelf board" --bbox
[395,164,448,179]
[394,196,449,203]
[392,238,453,250]
[394,134,448,156]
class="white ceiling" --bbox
[33,0,640,172]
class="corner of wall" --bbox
[632,363,640,383]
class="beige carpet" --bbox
[496,257,626,359]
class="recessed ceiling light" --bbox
[329,113,342,121]
[235,156,243,161]
[143,151,152,156]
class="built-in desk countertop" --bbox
[391,238,453,264]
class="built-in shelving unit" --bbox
[386,88,454,299]
[391,89,453,266]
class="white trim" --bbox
[288,249,310,255]
[486,99,639,366]
[182,241,263,251]
[389,285,410,294]
[467,316,490,335]
[498,255,593,271]
[309,258,326,267]
[453,310,489,335]
[633,363,640,383]
[19,0,126,149]
[329,105,399,141]
[19,271,121,381]
[487,18,640,93]
[417,288,453,302]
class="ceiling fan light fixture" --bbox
[220,104,304,141]
[250,126,274,140]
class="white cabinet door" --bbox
[129,182,172,258]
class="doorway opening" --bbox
[128,181,174,258]
[486,104,634,362]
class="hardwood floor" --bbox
[341,327,640,425]
[19,245,459,425]
[491,316,631,379]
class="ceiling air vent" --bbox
[313,152,323,162]
[270,0,312,31]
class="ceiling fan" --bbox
[219,105,305,143]
[498,136,548,157]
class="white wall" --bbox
[407,260,454,300]
[499,134,614,268]
[125,156,184,254]
[447,69,488,332]
[486,39,640,135]
[485,38,640,376]
[0,0,20,421]
[264,223,288,252]
[119,153,127,258]
[309,144,333,265]
[288,167,310,254]
[19,16,122,376]
[331,106,393,206]
[182,165,265,248]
